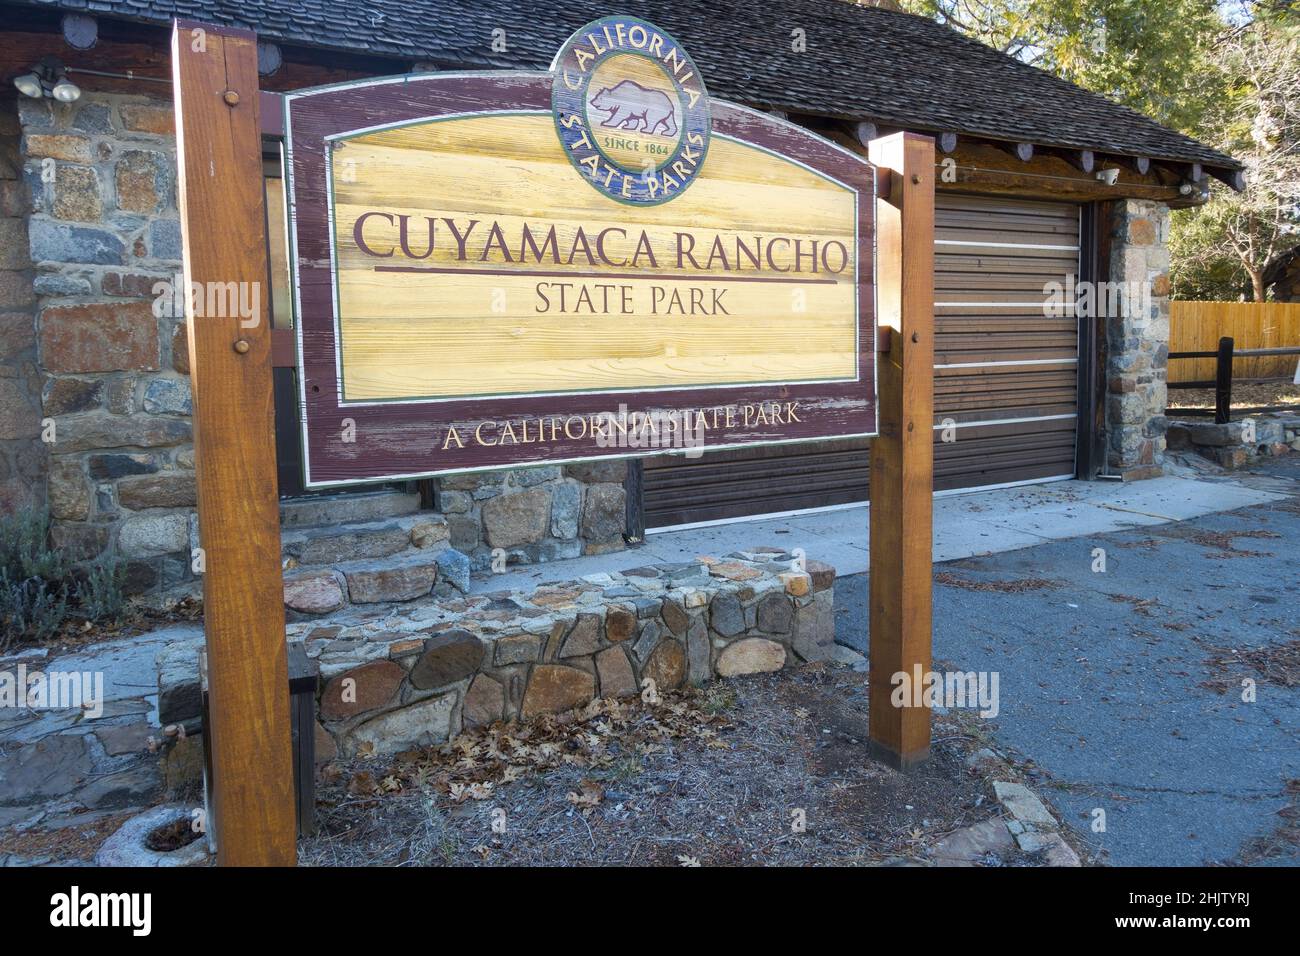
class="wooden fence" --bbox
[1170,301,1300,382]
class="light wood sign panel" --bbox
[285,17,876,485]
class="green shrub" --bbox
[0,510,128,652]
[0,510,70,583]
[77,558,128,624]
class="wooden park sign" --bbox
[281,15,878,486]
[172,16,933,866]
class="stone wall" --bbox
[0,94,46,514]
[438,460,627,569]
[158,549,837,758]
[1166,413,1300,468]
[15,89,631,590]
[12,91,1178,581]
[18,89,193,588]
[1105,199,1172,480]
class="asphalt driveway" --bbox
[835,492,1300,866]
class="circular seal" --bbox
[552,16,711,206]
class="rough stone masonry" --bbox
[1106,199,1173,480]
[10,89,634,593]
[157,549,836,759]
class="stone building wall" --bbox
[18,89,194,591]
[14,89,629,591]
[440,460,627,570]
[0,93,46,514]
[1105,199,1173,480]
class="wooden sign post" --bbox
[867,133,936,769]
[172,21,297,865]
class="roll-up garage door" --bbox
[643,194,1080,529]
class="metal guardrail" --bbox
[1167,336,1300,423]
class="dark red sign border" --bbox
[284,71,877,487]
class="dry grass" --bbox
[1107,594,1164,616]
[299,663,1045,867]
[934,573,1062,593]
[0,811,136,862]
[1167,381,1300,411]
[1149,525,1281,559]
[1200,639,1300,694]
[1233,780,1300,865]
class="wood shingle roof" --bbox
[15,0,1239,171]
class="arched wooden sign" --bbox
[281,16,877,486]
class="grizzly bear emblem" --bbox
[589,80,678,136]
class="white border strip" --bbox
[934,301,1066,308]
[935,358,1078,369]
[646,499,866,533]
[933,413,1077,429]
[935,240,1079,251]
[935,474,1076,498]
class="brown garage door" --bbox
[643,194,1081,529]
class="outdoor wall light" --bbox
[12,57,81,102]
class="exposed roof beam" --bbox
[1207,166,1247,192]
[853,121,876,146]
[1048,148,1095,173]
[994,141,1034,162]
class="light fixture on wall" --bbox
[12,56,82,102]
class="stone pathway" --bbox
[927,779,1081,867]
[0,626,199,860]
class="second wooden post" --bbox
[867,133,936,770]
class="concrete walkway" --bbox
[485,473,1290,592]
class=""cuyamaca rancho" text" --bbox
[351,212,852,277]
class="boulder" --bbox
[709,591,745,637]
[642,637,685,692]
[347,692,455,755]
[409,629,484,690]
[319,659,404,720]
[595,646,637,698]
[482,488,550,548]
[284,569,346,615]
[716,638,786,676]
[521,665,595,718]
[463,674,505,727]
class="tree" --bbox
[900,0,1222,132]
[900,0,1299,300]
[1171,15,1300,300]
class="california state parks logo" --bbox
[552,16,711,205]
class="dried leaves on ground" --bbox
[934,573,1062,593]
[300,663,1057,867]
[1200,638,1300,693]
